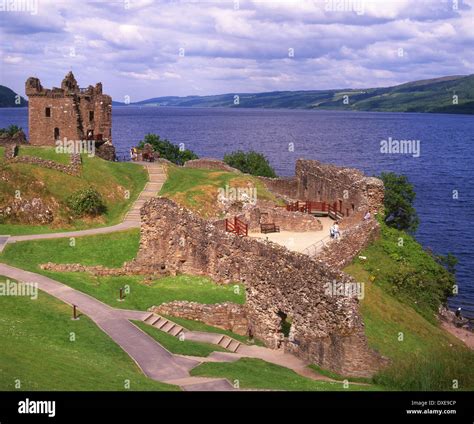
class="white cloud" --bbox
[0,0,472,99]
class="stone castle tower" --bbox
[25,72,113,157]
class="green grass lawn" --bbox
[0,147,147,235]
[133,321,226,357]
[191,358,382,391]
[0,230,244,311]
[160,164,283,218]
[345,261,474,391]
[17,145,71,164]
[0,277,178,391]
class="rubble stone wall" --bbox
[257,176,298,199]
[151,301,248,335]
[130,197,386,377]
[238,206,323,232]
[317,219,380,269]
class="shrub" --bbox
[223,150,277,177]
[67,187,106,217]
[137,134,198,165]
[380,172,419,233]
[0,125,22,137]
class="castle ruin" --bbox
[25,72,115,160]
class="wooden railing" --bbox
[225,217,248,237]
[286,200,345,219]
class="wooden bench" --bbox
[260,223,280,234]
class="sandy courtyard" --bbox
[248,217,334,253]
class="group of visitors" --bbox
[129,143,159,162]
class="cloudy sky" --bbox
[0,0,473,102]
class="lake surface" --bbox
[1,106,473,318]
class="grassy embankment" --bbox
[345,222,474,391]
[0,146,148,235]
[159,164,283,218]
[0,277,178,391]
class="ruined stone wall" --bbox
[257,176,298,199]
[295,159,384,216]
[237,205,323,232]
[317,219,380,270]
[25,73,112,146]
[131,198,386,377]
[184,158,241,173]
[151,301,248,336]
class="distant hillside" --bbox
[116,74,474,114]
[0,85,27,107]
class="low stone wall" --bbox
[3,144,18,160]
[317,219,380,269]
[8,154,82,176]
[39,262,168,277]
[150,301,248,335]
[130,197,387,377]
[184,158,241,173]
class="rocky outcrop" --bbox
[95,142,116,161]
[0,198,54,225]
[151,301,248,335]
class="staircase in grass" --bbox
[142,313,242,353]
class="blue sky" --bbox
[0,0,473,102]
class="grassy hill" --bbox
[0,146,147,235]
[159,164,282,218]
[0,85,27,107]
[117,74,474,114]
[345,222,474,391]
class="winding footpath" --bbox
[0,161,165,249]
[0,161,340,391]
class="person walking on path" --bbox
[333,221,340,240]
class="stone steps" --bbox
[142,313,242,353]
[143,314,185,338]
[217,335,241,353]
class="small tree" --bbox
[67,187,106,217]
[137,134,198,165]
[381,172,419,233]
[223,150,277,177]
